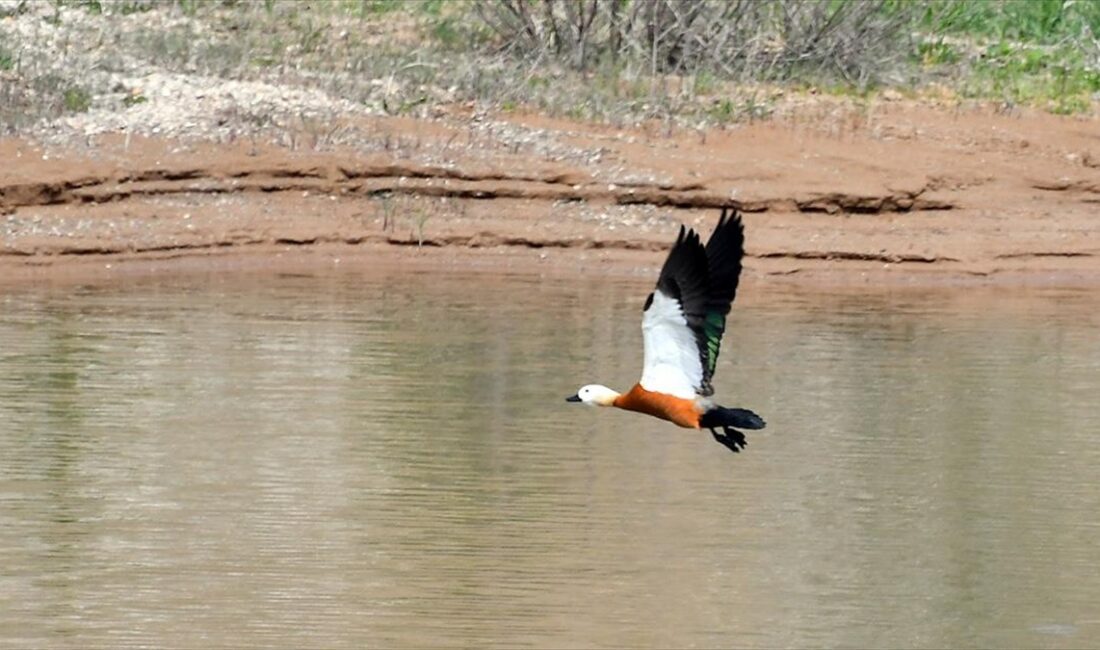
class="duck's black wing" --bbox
[698,208,745,395]
[640,209,745,397]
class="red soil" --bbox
[2,103,1098,287]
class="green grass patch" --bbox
[967,43,1100,113]
[917,0,1100,43]
[908,0,1100,113]
[122,92,147,107]
[0,45,14,72]
[62,86,91,113]
[917,40,961,66]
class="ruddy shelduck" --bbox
[566,208,766,453]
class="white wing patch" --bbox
[640,290,703,399]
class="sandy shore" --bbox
[3,103,1099,287]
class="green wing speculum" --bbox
[703,311,726,379]
[696,208,745,396]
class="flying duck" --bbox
[566,208,766,453]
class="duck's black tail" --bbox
[699,406,766,454]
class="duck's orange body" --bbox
[613,384,701,429]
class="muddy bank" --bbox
[2,104,1099,286]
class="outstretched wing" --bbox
[698,208,745,394]
[639,209,745,398]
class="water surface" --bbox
[1,269,1099,648]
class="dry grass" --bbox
[0,0,1095,139]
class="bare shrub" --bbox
[473,0,919,87]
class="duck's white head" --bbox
[565,384,620,407]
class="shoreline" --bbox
[5,241,1100,292]
[3,100,1098,290]
[2,1,1098,291]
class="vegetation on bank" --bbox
[0,0,1097,134]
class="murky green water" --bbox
[1,268,1098,649]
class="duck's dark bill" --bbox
[565,394,581,402]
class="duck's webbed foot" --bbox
[709,426,747,453]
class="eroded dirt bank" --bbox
[2,103,1099,286]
